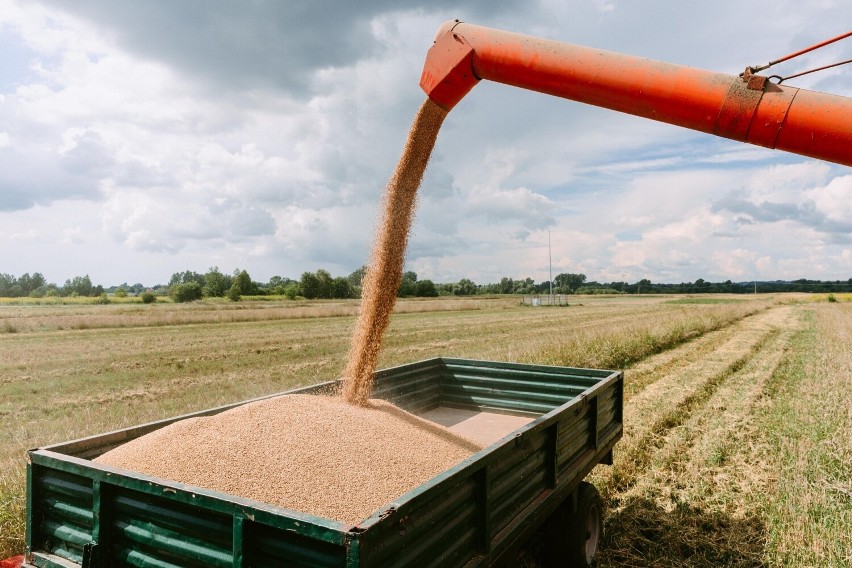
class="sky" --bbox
[0,1,850,288]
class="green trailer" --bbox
[24,358,623,567]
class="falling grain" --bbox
[342,98,448,405]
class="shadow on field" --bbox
[597,496,766,567]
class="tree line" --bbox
[2,270,850,302]
[0,272,113,298]
[166,267,441,302]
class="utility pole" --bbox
[548,230,553,304]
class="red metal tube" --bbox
[420,21,852,167]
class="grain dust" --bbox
[95,394,482,524]
[342,98,448,405]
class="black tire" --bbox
[543,482,604,567]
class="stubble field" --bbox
[1,293,849,565]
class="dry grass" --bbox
[0,296,509,334]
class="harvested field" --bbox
[2,293,849,565]
[585,303,852,567]
[0,296,506,334]
[590,306,800,566]
[95,394,481,524]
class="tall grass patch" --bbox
[0,467,24,559]
[528,303,764,369]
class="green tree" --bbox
[0,273,13,296]
[283,283,299,300]
[332,277,354,299]
[169,271,205,287]
[63,275,93,297]
[32,272,47,291]
[268,275,294,294]
[414,279,438,297]
[554,273,586,293]
[233,270,254,295]
[141,291,157,304]
[114,288,128,298]
[172,282,203,302]
[203,267,231,297]
[398,271,418,297]
[315,269,334,299]
[497,277,514,294]
[348,266,367,289]
[455,278,478,296]
[300,271,320,299]
[435,282,455,295]
[513,278,536,294]
[17,273,32,295]
[17,272,46,295]
[227,282,241,302]
[268,276,296,295]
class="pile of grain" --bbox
[95,394,482,524]
[342,98,448,405]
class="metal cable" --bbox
[749,30,852,73]
[741,30,851,83]
[769,58,852,84]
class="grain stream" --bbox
[342,98,448,405]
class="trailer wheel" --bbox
[543,482,603,567]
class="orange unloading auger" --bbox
[420,21,852,167]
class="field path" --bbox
[592,304,802,566]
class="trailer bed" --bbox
[24,357,623,568]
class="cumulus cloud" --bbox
[0,0,849,285]
[465,185,556,229]
[807,175,852,228]
[712,167,852,236]
[102,190,277,254]
[272,204,376,270]
[0,145,105,210]
[38,0,526,97]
